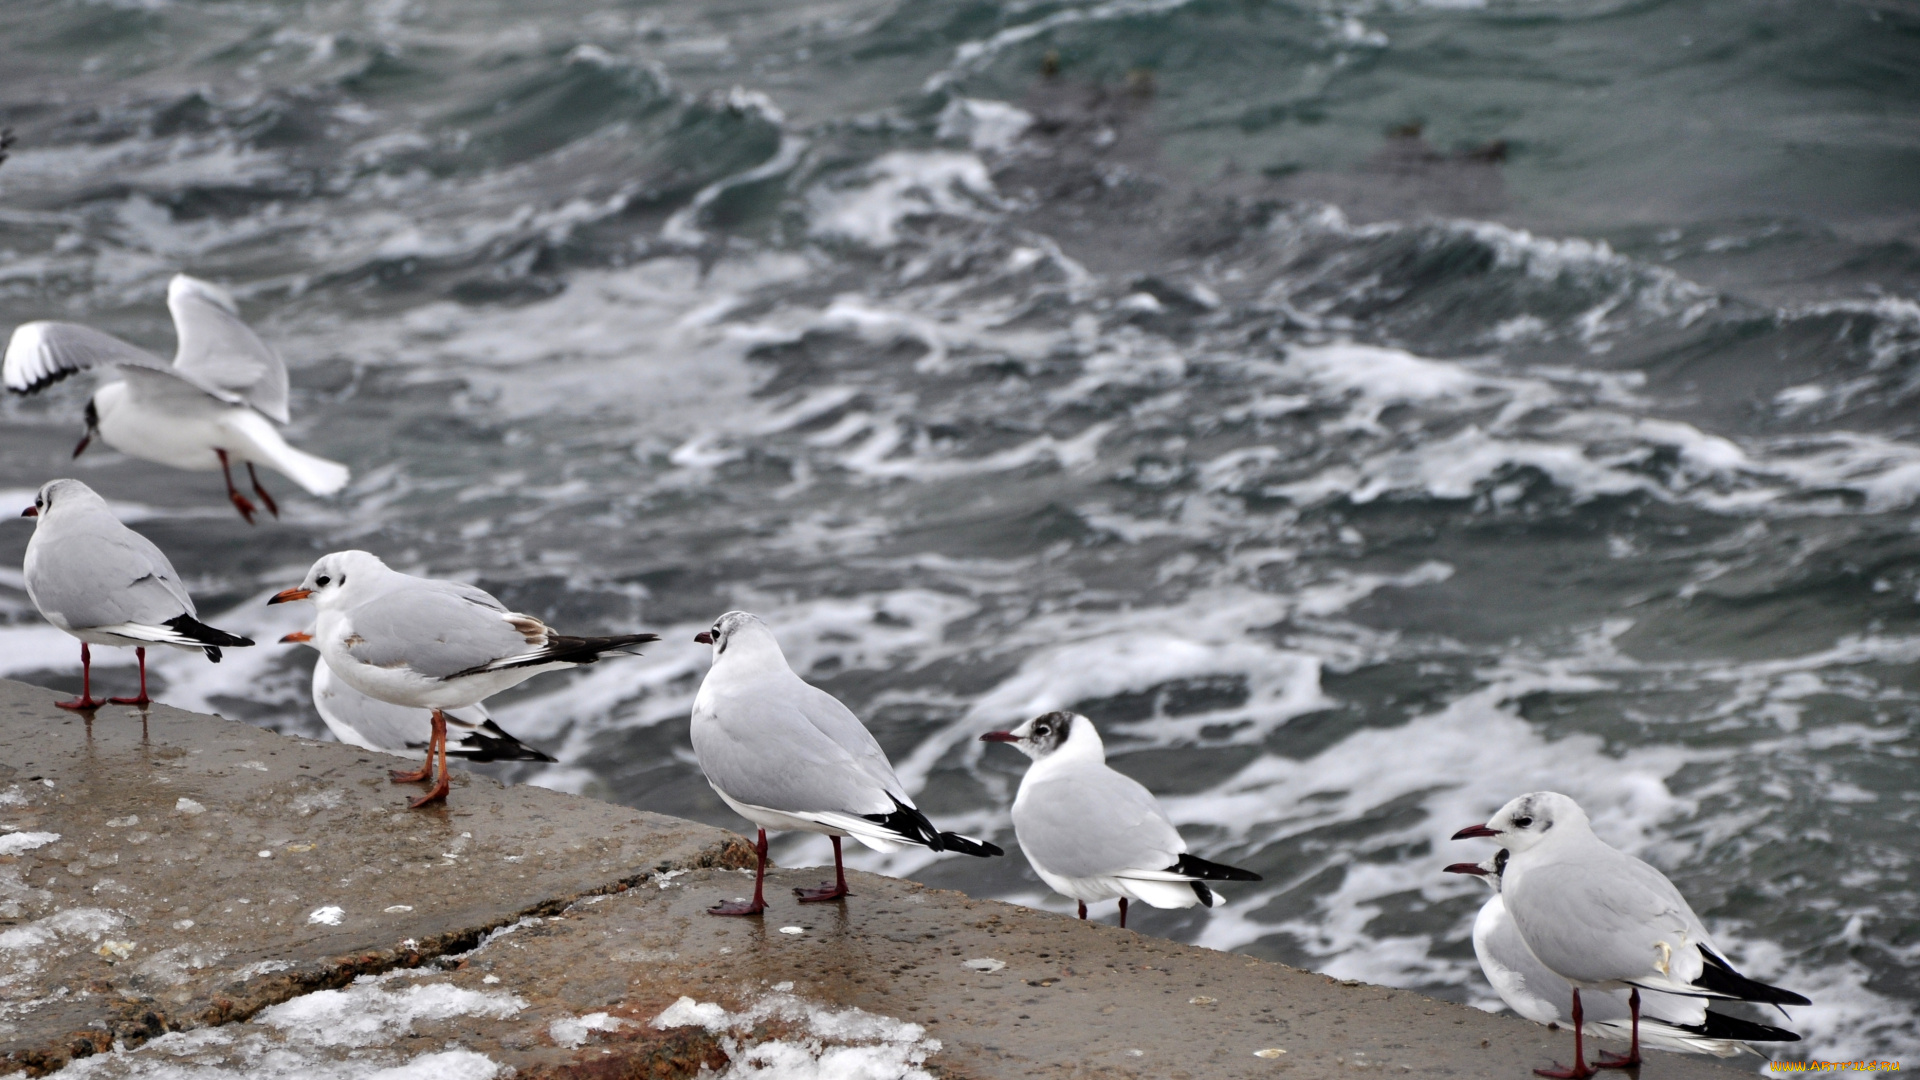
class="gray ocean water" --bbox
[0,0,1916,1064]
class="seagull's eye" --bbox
[315,575,331,587]
[1035,725,1049,736]
[1513,815,1533,828]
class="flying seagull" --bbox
[21,478,252,709]
[690,610,1002,916]
[269,550,656,806]
[1453,792,1809,1078]
[4,273,349,523]
[982,711,1260,928]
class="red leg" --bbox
[795,835,852,902]
[389,713,438,783]
[56,642,106,710]
[1077,900,1087,920]
[710,829,769,916]
[217,449,257,524]
[1534,989,1594,1079]
[1596,988,1643,1069]
[246,463,279,519]
[1119,897,1129,929]
[408,711,451,807]
[109,647,151,707]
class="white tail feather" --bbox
[227,410,350,495]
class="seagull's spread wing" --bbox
[1014,764,1185,880]
[3,322,190,396]
[167,275,290,422]
[343,583,531,680]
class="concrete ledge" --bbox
[0,680,1747,1078]
[0,679,749,1075]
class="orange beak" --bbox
[279,630,313,644]
[267,587,313,605]
[21,506,36,518]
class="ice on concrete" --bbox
[653,990,940,1080]
[52,974,525,1078]
[0,831,58,856]
[549,1011,628,1048]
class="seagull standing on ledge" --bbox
[21,478,253,709]
[1453,792,1810,1079]
[3,273,349,523]
[269,551,657,807]
[1445,850,1800,1057]
[689,611,1002,917]
[982,711,1260,928]
[282,628,557,765]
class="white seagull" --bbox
[268,551,657,807]
[1445,850,1799,1058]
[20,478,253,709]
[1453,792,1809,1078]
[4,273,350,523]
[689,611,1002,916]
[281,628,556,767]
[981,711,1260,928]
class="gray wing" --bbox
[691,675,897,816]
[344,583,529,680]
[789,680,911,799]
[26,509,194,628]
[1013,763,1185,879]
[167,275,290,422]
[3,321,204,397]
[1507,850,1713,988]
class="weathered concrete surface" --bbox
[0,679,1755,1079]
[313,868,1751,1080]
[0,679,750,1075]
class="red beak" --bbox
[979,731,1020,743]
[694,631,713,644]
[1443,862,1491,876]
[1452,824,1501,840]
[280,631,313,644]
[20,506,36,518]
[267,587,313,605]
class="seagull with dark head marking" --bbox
[269,551,656,807]
[1452,792,1810,1078]
[690,611,1002,917]
[3,274,349,523]
[1445,850,1799,1058]
[981,711,1260,928]
[20,478,253,710]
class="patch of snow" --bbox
[653,990,939,1080]
[0,832,58,856]
[549,1011,628,1048]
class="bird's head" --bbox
[270,550,388,608]
[1452,792,1586,855]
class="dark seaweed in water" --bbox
[0,0,1915,1060]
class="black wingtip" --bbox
[1696,946,1812,1007]
[1694,1010,1801,1043]
[166,614,255,651]
[450,723,559,764]
[1171,852,1262,882]
[935,832,1003,858]
[1190,880,1217,907]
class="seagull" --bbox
[980,711,1260,928]
[20,478,253,709]
[689,611,1002,917]
[3,273,350,523]
[1445,850,1799,1058]
[1452,792,1810,1078]
[281,629,557,767]
[268,551,657,807]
